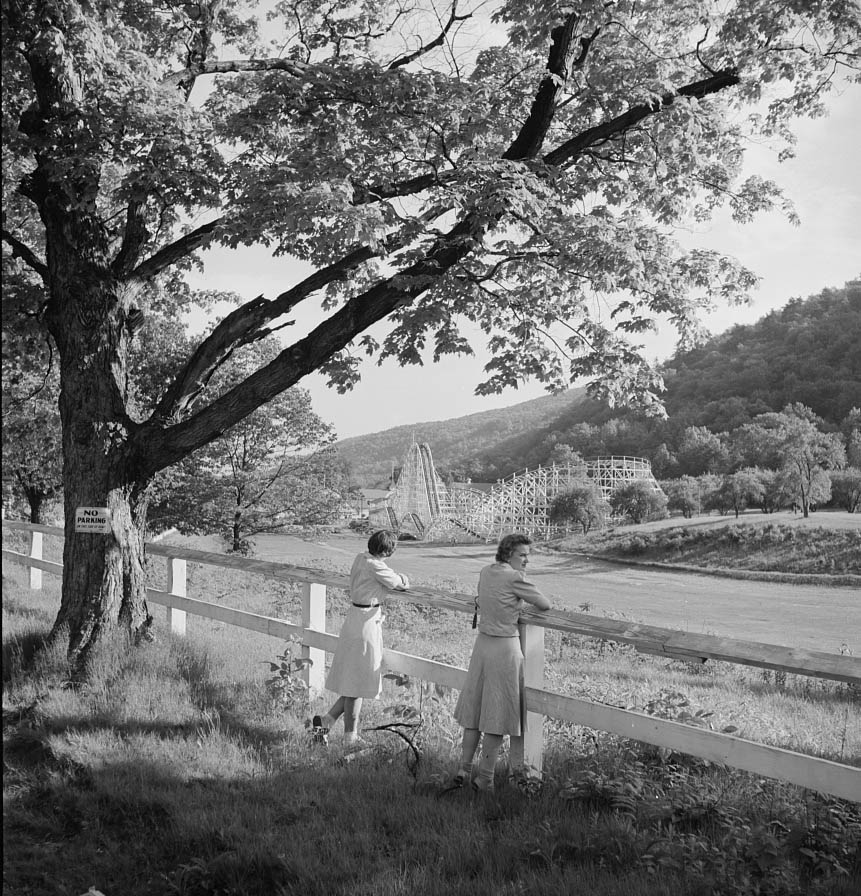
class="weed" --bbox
[263,636,312,713]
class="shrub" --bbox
[610,480,668,524]
[550,483,609,534]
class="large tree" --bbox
[2,0,858,667]
[738,404,846,517]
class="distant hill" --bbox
[335,388,591,487]
[337,280,861,485]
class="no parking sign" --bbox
[75,507,111,534]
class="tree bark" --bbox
[47,275,153,667]
[38,195,152,665]
[232,506,243,553]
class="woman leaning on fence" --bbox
[452,533,551,792]
[312,529,410,749]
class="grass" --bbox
[3,540,861,896]
[553,515,861,577]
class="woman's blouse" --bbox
[476,562,546,637]
[349,552,409,606]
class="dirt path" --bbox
[254,533,859,654]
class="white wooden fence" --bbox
[3,520,860,802]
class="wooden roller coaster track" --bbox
[371,443,663,541]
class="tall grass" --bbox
[3,557,859,896]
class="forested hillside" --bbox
[336,388,591,486]
[338,281,861,485]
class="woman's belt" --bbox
[352,602,380,608]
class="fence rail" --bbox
[3,520,859,802]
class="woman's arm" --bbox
[512,578,550,611]
[369,557,410,591]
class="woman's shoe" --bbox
[310,715,329,747]
[472,775,495,793]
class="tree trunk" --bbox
[45,258,152,668]
[24,486,43,525]
[53,472,152,669]
[232,507,243,553]
[18,2,154,669]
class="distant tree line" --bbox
[549,401,859,531]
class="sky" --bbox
[188,83,861,441]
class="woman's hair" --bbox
[496,533,532,563]
[367,529,397,557]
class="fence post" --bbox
[301,582,326,698]
[28,530,43,590]
[166,556,187,636]
[510,621,545,774]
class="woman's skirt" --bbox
[325,605,384,699]
[453,633,525,736]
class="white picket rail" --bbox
[3,520,860,802]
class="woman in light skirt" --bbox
[316,530,409,747]
[453,533,550,791]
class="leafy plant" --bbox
[560,761,645,820]
[263,637,312,713]
[641,689,714,728]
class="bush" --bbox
[610,480,668,524]
[550,483,609,534]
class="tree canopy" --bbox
[3,0,859,664]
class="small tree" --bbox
[750,405,846,517]
[1,375,63,523]
[1,266,63,523]
[663,476,701,518]
[151,340,338,552]
[546,444,585,469]
[754,468,792,514]
[675,426,727,476]
[830,468,861,513]
[651,443,678,480]
[842,409,861,468]
[716,468,763,518]
[701,474,731,515]
[550,483,608,535]
[610,480,668,524]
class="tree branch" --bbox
[149,242,380,423]
[1,228,48,281]
[114,1,226,275]
[503,13,581,160]
[163,56,320,88]
[128,217,223,281]
[543,68,740,167]
[388,0,472,70]
[140,214,480,471]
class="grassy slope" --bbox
[554,511,861,577]
[3,543,860,896]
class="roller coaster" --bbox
[370,442,663,542]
